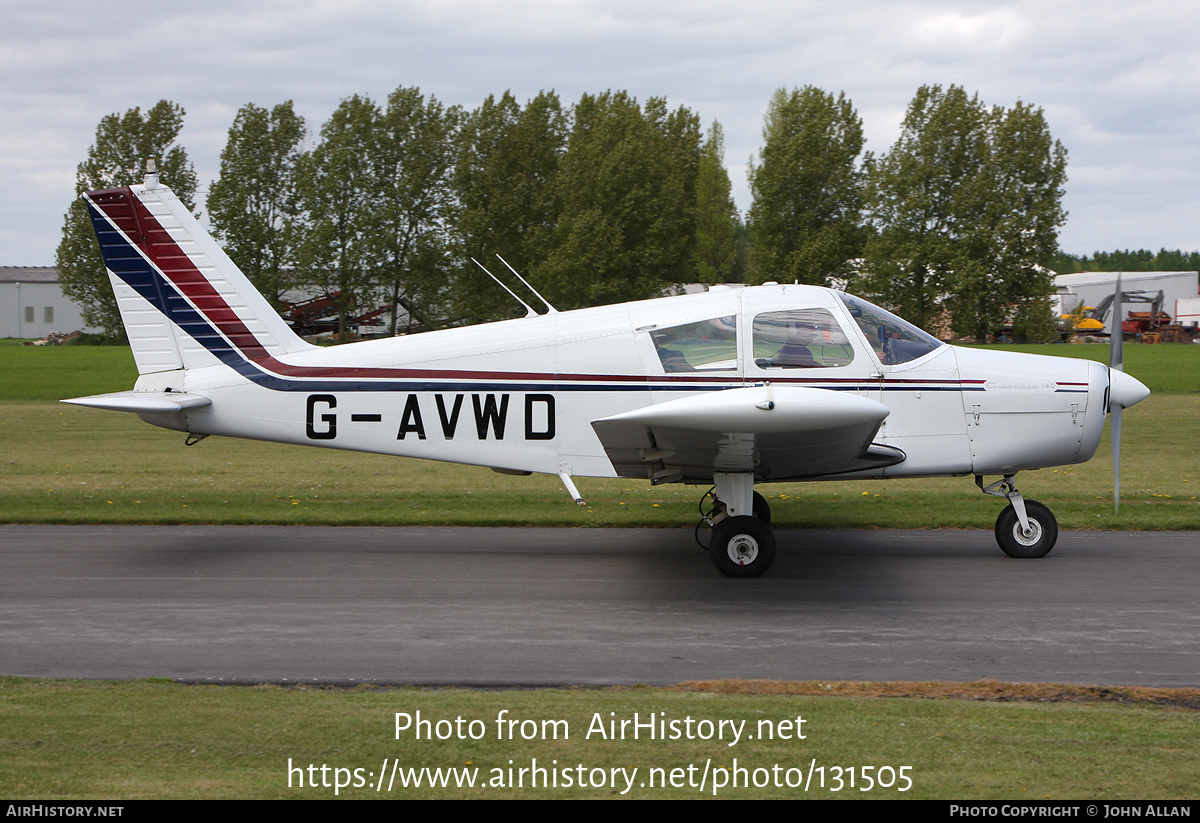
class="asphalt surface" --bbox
[1,525,1196,687]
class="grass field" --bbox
[2,678,1197,799]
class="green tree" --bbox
[1096,249,1155,271]
[746,87,865,286]
[296,95,382,339]
[373,87,462,334]
[1149,249,1200,270]
[860,86,1067,339]
[1046,247,1200,275]
[1047,250,1085,274]
[538,92,701,310]
[1010,294,1059,343]
[56,101,197,338]
[694,121,741,283]
[451,91,566,324]
[949,101,1068,340]
[1069,248,1200,272]
[207,101,306,306]
[860,86,990,329]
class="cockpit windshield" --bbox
[838,293,944,366]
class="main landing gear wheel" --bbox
[710,516,776,578]
[994,500,1058,558]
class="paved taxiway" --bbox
[1,525,1196,687]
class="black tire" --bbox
[752,491,771,525]
[710,516,776,578]
[994,501,1058,558]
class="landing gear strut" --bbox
[700,489,771,527]
[699,473,776,577]
[977,474,1058,558]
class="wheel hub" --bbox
[726,534,759,565]
[1013,519,1043,547]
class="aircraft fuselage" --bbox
[128,283,1110,484]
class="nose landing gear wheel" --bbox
[994,500,1058,558]
[710,515,776,578]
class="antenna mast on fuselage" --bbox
[471,257,538,317]
[496,254,557,314]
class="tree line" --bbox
[57,85,1071,342]
[1051,248,1200,274]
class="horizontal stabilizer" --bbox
[61,391,212,413]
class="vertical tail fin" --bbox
[83,173,311,375]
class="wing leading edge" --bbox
[591,385,905,484]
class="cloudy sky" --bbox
[4,0,1198,266]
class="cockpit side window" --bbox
[650,316,737,372]
[838,293,943,366]
[752,309,854,369]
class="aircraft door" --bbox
[740,287,865,392]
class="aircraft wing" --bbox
[591,385,904,483]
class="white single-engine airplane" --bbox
[65,170,1150,577]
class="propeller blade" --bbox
[1109,272,1124,512]
[1107,370,1150,515]
[1109,272,1123,373]
[1111,405,1122,513]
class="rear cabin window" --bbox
[752,309,854,369]
[651,316,738,372]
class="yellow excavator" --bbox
[1060,289,1165,340]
